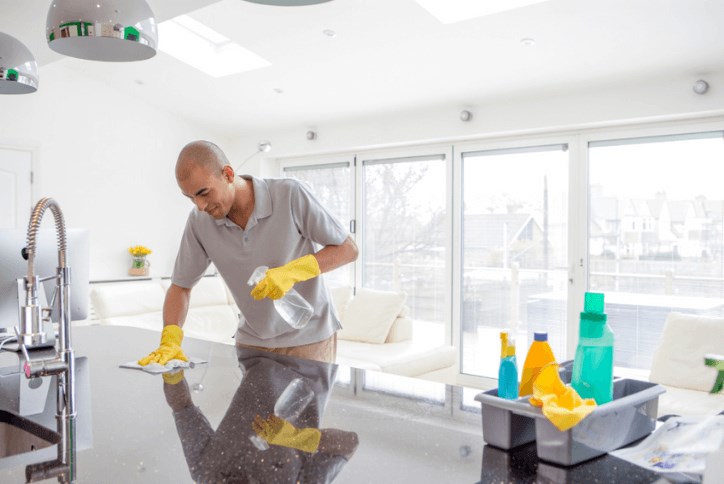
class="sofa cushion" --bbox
[385,317,413,343]
[183,306,239,344]
[649,312,724,392]
[329,285,353,320]
[101,305,238,346]
[101,311,165,331]
[398,305,410,318]
[190,277,232,307]
[161,276,231,308]
[337,339,456,377]
[90,281,165,319]
[657,385,724,417]
[338,288,406,344]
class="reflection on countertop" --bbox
[167,347,356,483]
[0,326,703,483]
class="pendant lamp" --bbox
[0,32,39,94]
[47,0,158,62]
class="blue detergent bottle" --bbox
[497,334,519,400]
[571,292,614,404]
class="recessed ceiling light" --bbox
[520,37,536,46]
[322,29,336,37]
[158,14,271,78]
[416,0,550,24]
[693,80,709,95]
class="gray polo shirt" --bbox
[171,175,349,348]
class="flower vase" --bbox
[128,255,150,276]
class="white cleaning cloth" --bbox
[610,415,724,474]
[119,357,207,375]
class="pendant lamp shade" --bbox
[0,32,39,94]
[47,0,158,62]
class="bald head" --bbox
[176,140,230,181]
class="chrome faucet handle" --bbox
[13,327,66,379]
[13,327,33,378]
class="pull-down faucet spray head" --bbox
[18,197,67,349]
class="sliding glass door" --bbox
[588,131,724,369]
[460,144,569,378]
[279,120,724,386]
[283,160,354,288]
[360,152,449,346]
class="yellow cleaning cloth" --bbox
[530,363,597,432]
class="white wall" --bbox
[225,71,724,167]
[0,61,230,280]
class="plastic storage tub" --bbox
[477,387,536,449]
[475,378,665,466]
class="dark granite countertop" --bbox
[0,326,701,483]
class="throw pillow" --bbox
[338,288,407,344]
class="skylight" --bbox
[416,0,549,24]
[158,15,271,78]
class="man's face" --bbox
[178,165,233,219]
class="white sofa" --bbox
[86,276,456,378]
[648,312,724,417]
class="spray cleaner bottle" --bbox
[497,332,519,399]
[571,292,614,404]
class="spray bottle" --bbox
[497,332,519,400]
[571,292,614,404]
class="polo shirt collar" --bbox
[214,175,272,228]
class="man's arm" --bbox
[250,237,358,301]
[164,283,192,328]
[164,374,194,411]
[318,428,360,459]
[137,283,192,365]
[313,236,358,274]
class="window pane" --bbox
[283,163,353,287]
[461,146,569,378]
[461,387,483,413]
[589,132,724,369]
[362,155,447,347]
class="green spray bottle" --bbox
[571,292,614,404]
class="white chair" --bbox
[648,312,724,417]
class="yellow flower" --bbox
[128,245,152,257]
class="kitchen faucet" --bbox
[15,197,76,483]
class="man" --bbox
[138,140,358,365]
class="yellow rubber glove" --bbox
[250,254,320,301]
[252,414,321,453]
[529,363,597,432]
[137,325,188,366]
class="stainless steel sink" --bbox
[0,409,60,459]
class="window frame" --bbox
[452,134,577,387]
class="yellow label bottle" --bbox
[519,332,556,396]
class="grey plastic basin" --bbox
[475,378,665,466]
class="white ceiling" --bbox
[2,0,724,138]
